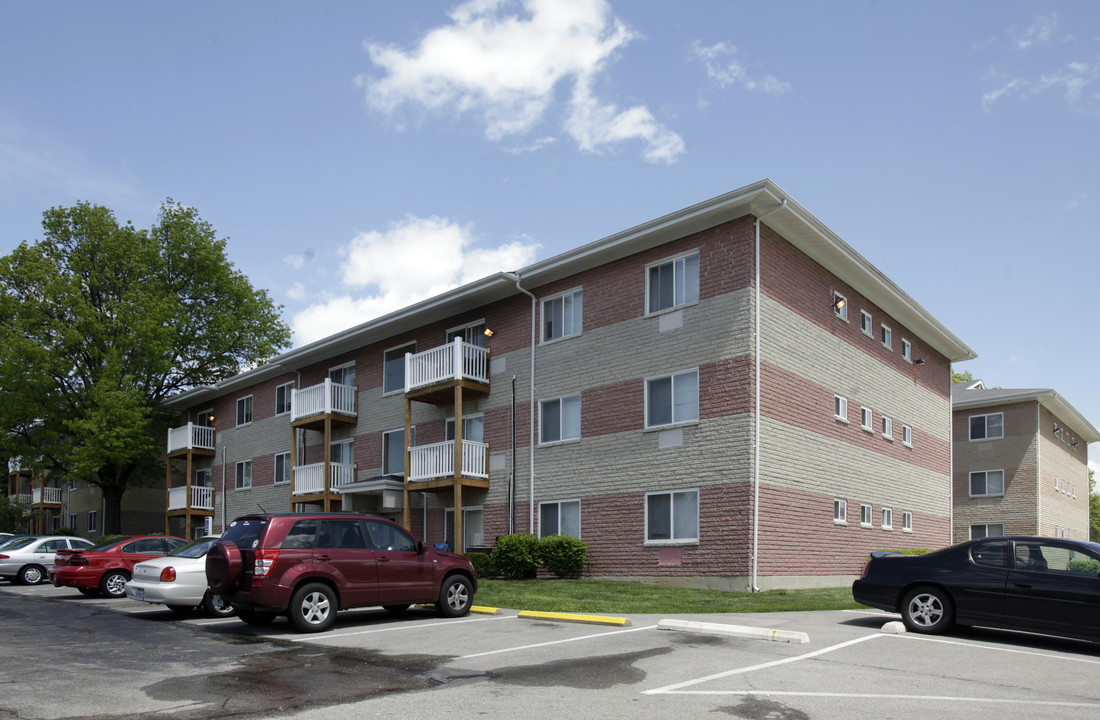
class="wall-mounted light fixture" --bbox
[483,327,494,338]
[833,296,846,312]
[914,359,925,366]
[208,414,216,424]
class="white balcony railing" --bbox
[167,423,215,454]
[291,462,356,496]
[16,493,31,505]
[291,379,357,422]
[31,487,62,505]
[408,440,489,482]
[405,338,489,392]
[167,485,214,511]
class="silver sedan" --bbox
[0,536,94,585]
[125,536,234,617]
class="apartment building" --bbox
[163,179,975,589]
[952,381,1098,543]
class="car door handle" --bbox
[317,554,331,562]
[378,556,390,563]
[1013,582,1033,589]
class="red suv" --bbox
[49,535,188,598]
[206,513,477,633]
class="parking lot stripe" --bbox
[659,690,1100,709]
[460,624,656,659]
[890,632,1100,666]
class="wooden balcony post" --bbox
[402,398,412,531]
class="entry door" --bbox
[364,519,435,604]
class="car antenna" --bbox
[257,503,268,513]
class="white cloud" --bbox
[359,0,684,163]
[286,282,306,301]
[1014,14,1059,50]
[291,215,540,346]
[691,41,791,96]
[982,61,1100,112]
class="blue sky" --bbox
[2,1,1098,471]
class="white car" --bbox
[0,536,94,584]
[125,536,234,617]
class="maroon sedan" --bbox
[49,535,187,598]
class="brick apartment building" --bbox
[163,179,975,590]
[952,381,1098,543]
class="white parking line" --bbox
[461,624,657,659]
[890,632,1100,666]
[662,690,1100,709]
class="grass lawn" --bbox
[474,579,862,615]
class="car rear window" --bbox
[221,519,269,549]
[88,537,131,552]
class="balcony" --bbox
[292,379,357,427]
[167,423,215,455]
[405,338,489,404]
[409,440,489,485]
[15,493,31,505]
[292,462,356,497]
[32,487,62,505]
[167,485,214,512]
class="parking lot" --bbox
[4,582,1100,720]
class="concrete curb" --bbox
[518,610,632,627]
[657,618,809,644]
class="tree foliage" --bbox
[1090,470,1099,543]
[0,201,291,532]
[0,496,36,534]
[952,370,974,384]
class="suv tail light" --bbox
[160,567,177,582]
[254,549,279,577]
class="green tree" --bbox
[0,201,290,533]
[0,495,36,534]
[1090,469,1099,543]
[952,370,974,384]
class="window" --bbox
[880,324,892,349]
[382,428,412,476]
[275,382,294,415]
[444,507,485,549]
[235,460,252,490]
[860,310,872,336]
[445,415,484,443]
[542,289,583,342]
[902,424,912,446]
[383,343,415,394]
[447,321,487,348]
[196,468,212,487]
[68,513,77,529]
[833,292,848,320]
[645,370,699,428]
[540,395,581,443]
[88,510,97,533]
[901,339,912,362]
[331,439,353,465]
[881,507,893,530]
[970,413,1004,441]
[902,511,913,532]
[970,469,1005,497]
[646,489,699,542]
[834,498,847,524]
[647,252,699,314]
[882,416,893,439]
[272,452,290,485]
[539,499,581,538]
[860,503,872,527]
[971,523,1005,539]
[834,395,848,422]
[236,396,253,426]
[860,406,873,431]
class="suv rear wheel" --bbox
[436,575,472,618]
[288,583,337,633]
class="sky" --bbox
[1,1,1098,472]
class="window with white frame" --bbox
[196,468,212,487]
[646,488,699,542]
[880,324,892,349]
[903,511,913,532]
[970,469,1005,496]
[645,369,699,428]
[860,310,873,336]
[901,339,912,362]
[445,414,484,443]
[540,395,581,444]
[860,503,872,527]
[88,510,97,533]
[331,439,353,465]
[539,499,581,538]
[444,506,484,549]
[382,428,411,476]
[274,452,291,484]
[647,252,699,314]
[902,424,912,446]
[835,395,848,422]
[447,321,487,348]
[236,396,253,426]
[383,344,414,394]
[971,523,1005,539]
[882,416,893,439]
[275,382,295,415]
[235,460,252,490]
[881,507,893,530]
[833,292,848,321]
[970,413,1004,441]
[834,498,847,524]
[860,406,873,431]
[329,362,355,387]
[542,289,583,342]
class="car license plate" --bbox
[131,587,144,601]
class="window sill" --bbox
[969,437,1004,443]
[835,416,850,424]
[881,526,893,531]
[860,522,873,529]
[539,333,582,347]
[902,441,913,449]
[902,528,913,534]
[861,425,873,433]
[969,493,1005,499]
[834,520,848,526]
[882,434,894,442]
[644,420,699,433]
[644,539,699,547]
[645,300,699,319]
[538,438,581,448]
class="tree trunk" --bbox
[100,483,127,536]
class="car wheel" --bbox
[78,587,101,598]
[17,565,46,585]
[99,570,130,598]
[202,591,236,618]
[383,604,410,614]
[237,610,277,626]
[288,583,337,633]
[166,604,195,614]
[901,585,954,634]
[436,575,472,618]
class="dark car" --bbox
[48,535,188,597]
[853,536,1100,641]
[206,513,477,633]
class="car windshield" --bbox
[0,536,37,551]
[168,537,218,559]
[86,536,131,552]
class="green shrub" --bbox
[490,534,540,579]
[1068,557,1100,575]
[465,551,495,578]
[538,534,588,578]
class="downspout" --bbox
[220,445,227,534]
[505,272,538,534]
[1036,404,1042,536]
[752,199,786,592]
